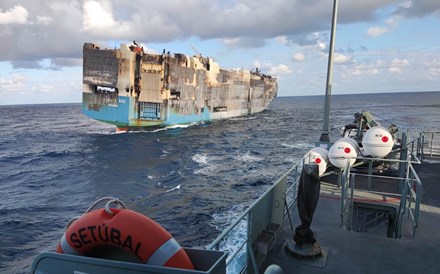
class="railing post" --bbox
[247,238,259,274]
[407,173,414,220]
[284,199,294,231]
[410,141,414,161]
[339,170,345,226]
[337,169,342,188]
[368,160,373,191]
[395,178,408,238]
[415,180,421,234]
[417,132,423,160]
[398,131,408,192]
[246,211,253,273]
[346,173,355,231]
[340,164,352,229]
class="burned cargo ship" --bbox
[82,42,278,129]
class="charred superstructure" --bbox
[82,43,277,128]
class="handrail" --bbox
[340,131,425,238]
[207,163,300,250]
[405,162,422,236]
[207,156,304,273]
[421,131,440,157]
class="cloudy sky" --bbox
[0,0,439,105]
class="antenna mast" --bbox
[319,0,339,144]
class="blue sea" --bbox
[1,92,439,273]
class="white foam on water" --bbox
[230,116,257,121]
[192,153,219,175]
[160,150,169,159]
[166,184,181,193]
[192,151,264,175]
[192,153,210,165]
[234,152,264,162]
[109,122,200,134]
[210,204,248,273]
[149,122,199,133]
[281,142,312,149]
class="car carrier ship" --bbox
[82,42,277,129]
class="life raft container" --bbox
[56,201,194,270]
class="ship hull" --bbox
[82,43,277,128]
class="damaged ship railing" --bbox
[340,131,425,238]
[207,157,304,274]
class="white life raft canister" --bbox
[304,147,329,176]
[328,137,359,169]
[362,126,393,158]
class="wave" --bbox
[1,149,81,168]
[147,122,200,133]
[159,150,169,159]
[191,151,265,176]
[191,153,223,175]
[281,142,313,149]
[233,152,264,162]
[209,204,248,273]
[107,122,200,135]
[192,153,210,165]
[229,116,257,121]
[165,184,181,193]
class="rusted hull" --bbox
[82,43,277,128]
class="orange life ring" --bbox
[56,208,194,270]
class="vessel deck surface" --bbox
[260,156,440,274]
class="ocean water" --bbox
[1,92,439,273]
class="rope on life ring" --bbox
[64,197,127,229]
[56,197,194,270]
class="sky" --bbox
[0,0,439,105]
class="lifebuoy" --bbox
[56,208,194,270]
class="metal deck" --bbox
[207,131,440,274]
[260,156,440,273]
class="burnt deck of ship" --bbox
[259,156,440,274]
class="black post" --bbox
[293,164,321,246]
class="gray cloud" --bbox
[394,0,440,17]
[285,32,328,48]
[11,59,61,70]
[222,37,267,49]
[52,58,82,67]
[0,0,85,64]
[10,60,43,69]
[337,1,396,23]
[0,0,438,69]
